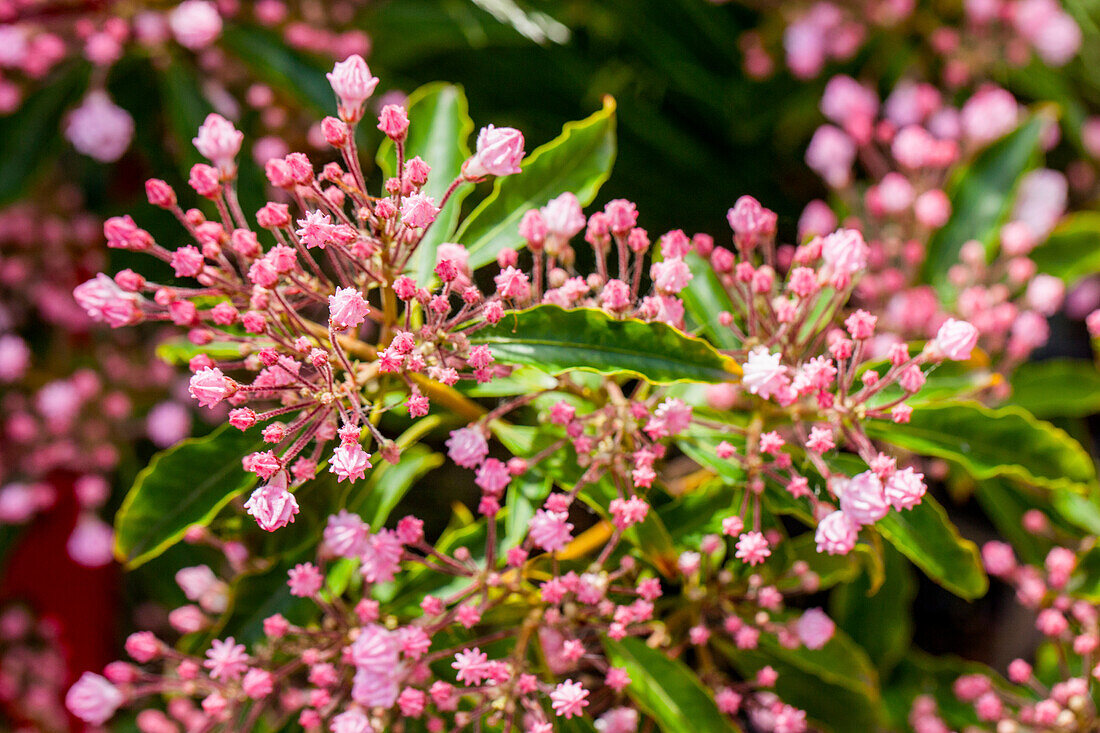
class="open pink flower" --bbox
[551,679,590,719]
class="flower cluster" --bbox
[65,503,846,731]
[801,74,1081,369]
[74,54,529,536]
[59,49,1021,731]
[5,0,372,163]
[730,0,1081,81]
[909,521,1100,732]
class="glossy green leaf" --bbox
[469,305,740,384]
[0,63,89,205]
[378,83,475,284]
[875,495,987,599]
[1008,358,1100,418]
[866,401,1097,493]
[457,98,617,270]
[602,636,739,733]
[220,25,332,113]
[1029,212,1100,285]
[770,533,866,592]
[882,653,1013,730]
[922,115,1045,292]
[114,425,263,568]
[1051,488,1100,535]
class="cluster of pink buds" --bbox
[5,0,371,163]
[75,54,527,534]
[63,497,850,731]
[907,520,1100,732]
[802,75,1071,366]
[731,0,1080,82]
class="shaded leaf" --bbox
[1008,359,1100,418]
[0,63,89,205]
[220,25,333,113]
[1029,212,1100,285]
[678,251,740,349]
[717,629,883,733]
[346,445,444,527]
[830,544,915,673]
[875,495,987,599]
[603,636,739,733]
[922,116,1045,293]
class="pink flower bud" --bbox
[169,0,222,49]
[378,104,409,140]
[193,113,243,172]
[327,54,379,122]
[401,193,440,229]
[328,286,371,330]
[188,163,221,198]
[815,510,858,555]
[933,318,979,361]
[145,178,177,208]
[188,366,235,408]
[463,125,524,179]
[66,672,123,725]
[244,471,299,531]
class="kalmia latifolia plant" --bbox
[42,21,1100,733]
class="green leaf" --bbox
[114,425,263,568]
[378,83,475,284]
[1029,212,1100,285]
[1051,489,1100,535]
[602,636,739,733]
[504,475,552,550]
[1068,545,1100,602]
[214,558,316,645]
[1008,359,1100,418]
[922,115,1045,293]
[866,401,1097,493]
[874,495,988,599]
[457,98,617,270]
[469,305,740,384]
[677,251,741,349]
[219,25,333,113]
[0,63,89,205]
[973,478,1054,564]
[155,338,245,366]
[830,544,915,673]
[346,445,444,528]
